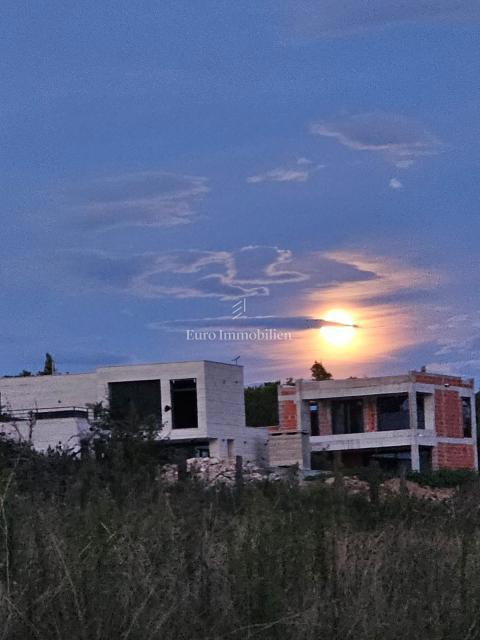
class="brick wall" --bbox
[434,389,463,438]
[414,373,473,389]
[278,387,297,432]
[363,397,377,432]
[432,443,475,470]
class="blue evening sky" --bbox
[1,1,480,383]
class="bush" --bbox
[1,448,480,639]
[407,468,479,488]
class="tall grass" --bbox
[1,444,480,639]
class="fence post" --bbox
[235,455,244,492]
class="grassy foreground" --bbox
[1,450,480,639]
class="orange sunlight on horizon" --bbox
[249,301,421,380]
[245,251,437,381]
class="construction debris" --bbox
[157,457,282,486]
[323,474,456,501]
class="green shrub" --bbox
[1,447,480,639]
[407,468,478,488]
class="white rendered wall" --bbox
[0,361,252,457]
[96,361,209,439]
[0,373,97,413]
[0,417,90,452]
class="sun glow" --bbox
[320,309,356,347]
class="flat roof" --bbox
[1,359,242,381]
[293,370,474,390]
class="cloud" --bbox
[310,249,441,304]
[296,157,313,166]
[152,314,355,332]
[289,0,480,37]
[66,246,376,301]
[311,112,442,167]
[246,157,324,184]
[71,171,209,229]
[247,167,310,184]
[389,177,403,190]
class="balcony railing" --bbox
[0,406,90,423]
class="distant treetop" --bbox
[310,361,333,381]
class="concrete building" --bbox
[271,371,477,472]
[0,361,268,465]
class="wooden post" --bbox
[235,455,244,492]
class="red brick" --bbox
[414,373,472,388]
[434,389,463,438]
[363,397,377,432]
[278,398,297,432]
[432,443,475,470]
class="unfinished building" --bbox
[270,371,477,472]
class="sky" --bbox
[1,1,480,384]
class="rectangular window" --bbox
[170,378,198,429]
[377,394,409,431]
[331,399,364,434]
[417,394,425,429]
[462,397,472,438]
[309,401,319,436]
[109,380,161,423]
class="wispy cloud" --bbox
[247,157,324,184]
[152,314,355,332]
[311,249,441,304]
[65,245,376,301]
[71,170,209,229]
[311,112,442,168]
[289,0,480,38]
[247,167,309,184]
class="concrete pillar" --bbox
[295,381,310,433]
[160,378,172,435]
[295,380,304,432]
[408,384,420,471]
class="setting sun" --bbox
[320,309,356,347]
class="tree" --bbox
[310,361,332,381]
[244,381,279,427]
[39,353,55,376]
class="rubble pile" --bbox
[324,475,370,495]
[381,477,455,501]
[158,457,281,486]
[323,474,456,501]
[187,457,282,485]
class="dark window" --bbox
[377,394,409,431]
[170,379,198,429]
[417,394,425,429]
[331,399,364,434]
[35,408,88,420]
[462,397,472,438]
[109,380,161,423]
[309,401,319,436]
